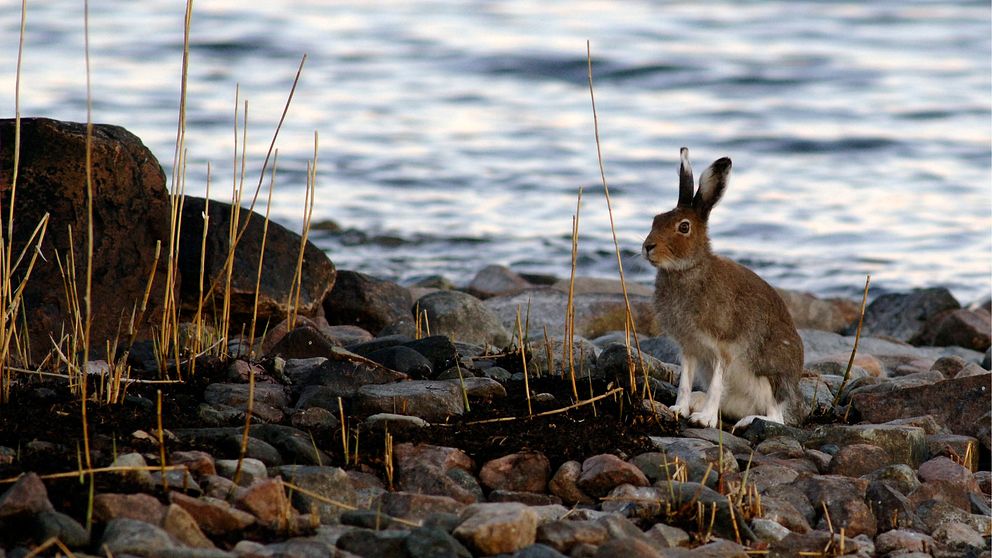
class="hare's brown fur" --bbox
[644,149,803,428]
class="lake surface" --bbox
[2,1,990,302]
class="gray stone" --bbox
[269,465,357,524]
[92,492,167,525]
[512,544,568,558]
[681,428,753,455]
[290,406,340,432]
[827,443,893,477]
[926,308,992,352]
[595,343,679,383]
[750,518,790,542]
[858,288,960,343]
[417,290,511,346]
[638,335,682,365]
[324,270,413,333]
[488,490,562,506]
[453,502,539,556]
[357,380,466,421]
[759,494,813,534]
[364,413,431,433]
[730,464,800,494]
[647,437,738,486]
[484,288,658,340]
[404,336,460,374]
[644,522,690,548]
[453,376,507,400]
[216,458,268,486]
[100,518,177,556]
[550,277,654,297]
[468,264,531,298]
[525,337,599,378]
[406,526,472,558]
[861,464,921,495]
[33,510,90,548]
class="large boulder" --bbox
[0,118,174,361]
[178,196,335,329]
[857,288,960,344]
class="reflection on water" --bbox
[1,1,989,301]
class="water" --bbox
[2,1,990,302]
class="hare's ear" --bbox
[693,157,731,221]
[677,147,694,208]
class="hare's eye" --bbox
[677,220,691,235]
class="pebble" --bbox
[577,454,650,499]
[479,452,551,493]
[453,502,539,555]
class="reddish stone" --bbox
[577,454,649,499]
[479,452,551,494]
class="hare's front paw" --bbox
[669,404,691,418]
[688,410,719,428]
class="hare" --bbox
[642,148,803,430]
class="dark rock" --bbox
[100,518,177,555]
[347,334,413,357]
[737,418,809,445]
[866,480,925,532]
[204,382,288,410]
[479,452,551,493]
[264,324,339,360]
[394,443,480,504]
[290,406,339,432]
[173,428,282,466]
[336,528,411,558]
[874,529,936,557]
[340,509,404,530]
[925,308,991,352]
[324,270,413,332]
[857,288,960,344]
[250,424,332,465]
[33,510,90,548]
[454,377,506,400]
[405,526,473,558]
[300,349,409,396]
[404,336,460,374]
[368,346,433,378]
[536,519,609,553]
[0,118,174,361]
[861,464,921,496]
[467,264,531,298]
[792,475,876,537]
[849,373,992,440]
[161,503,216,549]
[926,434,981,471]
[646,436,738,486]
[760,494,813,534]
[178,196,335,328]
[593,538,668,558]
[595,344,679,383]
[416,290,511,346]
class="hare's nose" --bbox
[643,242,656,254]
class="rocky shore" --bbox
[0,118,990,557]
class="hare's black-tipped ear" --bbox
[677,147,694,208]
[693,157,731,221]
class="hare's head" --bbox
[642,148,731,270]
